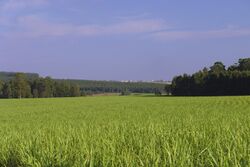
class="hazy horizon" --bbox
[1,0,250,80]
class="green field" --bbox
[0,96,249,167]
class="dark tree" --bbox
[210,62,226,74]
[165,84,171,95]
[54,81,71,97]
[31,77,55,98]
[171,58,250,96]
[70,84,81,97]
[238,58,250,71]
[0,80,3,97]
[120,89,131,96]
[2,82,13,98]
[12,73,31,98]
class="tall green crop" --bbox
[0,96,249,166]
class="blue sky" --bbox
[0,0,250,80]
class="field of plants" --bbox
[0,96,249,166]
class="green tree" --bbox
[2,82,12,98]
[12,73,31,98]
[0,80,3,97]
[32,89,39,98]
[238,58,250,71]
[120,89,131,96]
[171,58,250,96]
[55,81,71,97]
[32,77,55,98]
[165,84,171,95]
[228,64,239,71]
[210,62,226,74]
[70,84,81,97]
[154,89,162,96]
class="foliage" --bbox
[171,58,250,95]
[0,72,39,81]
[58,79,167,95]
[0,96,249,166]
[154,89,162,96]
[70,84,81,97]
[120,89,131,96]
[0,72,168,97]
[0,80,3,97]
[0,74,81,99]
[31,77,55,98]
[11,73,32,98]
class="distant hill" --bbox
[0,72,39,81]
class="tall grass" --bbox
[0,96,249,166]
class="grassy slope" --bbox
[0,96,249,166]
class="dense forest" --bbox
[0,72,39,81]
[0,72,167,98]
[58,79,166,95]
[171,58,250,96]
[0,73,81,98]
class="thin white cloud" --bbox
[1,0,48,11]
[102,19,168,34]
[3,15,168,38]
[1,1,250,40]
[151,27,250,40]
[115,13,151,20]
[1,14,250,40]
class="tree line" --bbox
[0,73,167,98]
[0,72,39,82]
[170,58,250,96]
[0,73,81,98]
[60,79,166,95]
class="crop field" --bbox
[0,96,249,167]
